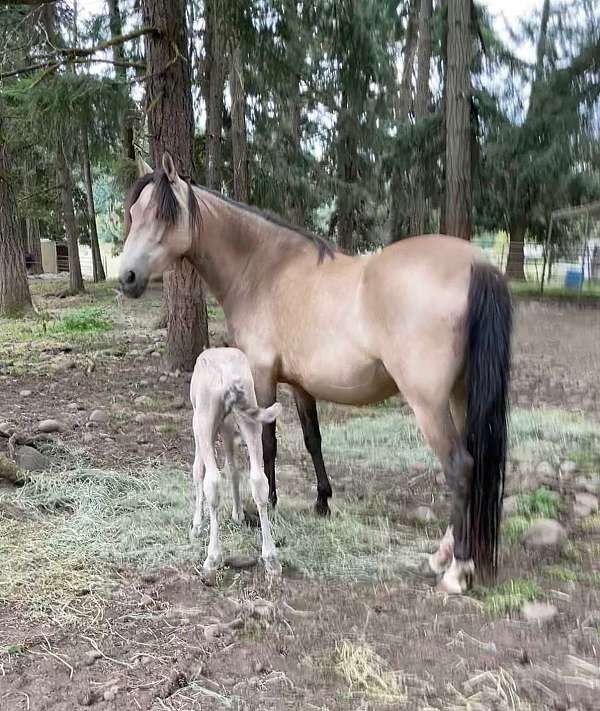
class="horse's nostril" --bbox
[125,270,136,285]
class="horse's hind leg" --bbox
[221,418,244,524]
[293,387,332,516]
[409,399,474,594]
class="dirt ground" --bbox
[0,278,599,711]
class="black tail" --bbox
[465,263,512,580]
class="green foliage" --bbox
[517,487,561,519]
[475,579,543,617]
[51,307,112,334]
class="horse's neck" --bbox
[186,190,274,310]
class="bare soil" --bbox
[0,281,599,710]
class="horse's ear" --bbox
[136,155,153,177]
[162,152,178,183]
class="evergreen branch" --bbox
[0,26,154,81]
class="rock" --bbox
[410,505,436,524]
[135,413,156,426]
[524,519,567,550]
[522,601,558,624]
[89,409,109,424]
[535,461,556,482]
[159,375,168,383]
[151,351,161,359]
[171,396,186,410]
[103,686,119,701]
[573,492,598,518]
[560,461,578,476]
[575,475,600,496]
[37,419,66,433]
[16,445,50,472]
[0,455,24,483]
[140,379,150,387]
[19,389,32,397]
[134,395,154,407]
[223,554,259,570]
[503,495,519,515]
[0,421,14,437]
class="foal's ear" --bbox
[162,152,178,183]
[136,155,153,177]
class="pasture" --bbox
[0,278,599,710]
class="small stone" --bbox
[139,593,153,607]
[410,505,436,524]
[503,495,519,515]
[151,351,161,358]
[37,419,66,433]
[560,461,578,476]
[84,650,103,666]
[573,492,598,518]
[135,413,156,426]
[103,686,119,701]
[140,379,150,387]
[223,554,259,570]
[19,389,32,397]
[0,421,14,437]
[159,375,168,383]
[171,397,186,410]
[134,395,154,407]
[89,409,109,424]
[524,519,567,550]
[522,601,558,624]
[15,445,50,472]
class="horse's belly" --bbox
[283,355,398,406]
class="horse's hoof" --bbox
[435,576,464,595]
[314,499,331,517]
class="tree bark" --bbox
[287,74,304,225]
[506,220,526,281]
[204,0,226,190]
[143,0,208,371]
[108,0,136,161]
[56,135,84,294]
[410,0,432,236]
[81,125,106,282]
[390,0,419,243]
[229,42,248,203]
[336,100,358,253]
[444,0,471,240]
[0,111,33,316]
[26,217,43,274]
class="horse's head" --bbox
[118,152,199,298]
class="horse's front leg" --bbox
[293,387,332,516]
[253,371,278,508]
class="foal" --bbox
[189,347,281,576]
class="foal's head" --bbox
[118,153,200,298]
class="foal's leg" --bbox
[194,407,222,571]
[189,414,206,540]
[253,372,278,507]
[410,400,474,594]
[235,414,281,576]
[293,387,332,516]
[221,418,244,524]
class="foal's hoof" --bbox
[314,499,331,517]
[436,559,474,595]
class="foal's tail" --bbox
[224,380,282,424]
[465,262,512,580]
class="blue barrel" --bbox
[564,269,583,290]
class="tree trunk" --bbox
[143,0,208,371]
[439,0,448,234]
[0,111,32,316]
[410,0,432,235]
[204,0,226,190]
[506,220,526,281]
[444,0,471,240]
[108,0,136,161]
[229,43,248,203]
[337,100,358,253]
[56,135,84,294]
[390,0,419,243]
[26,217,43,274]
[287,74,304,225]
[81,125,105,282]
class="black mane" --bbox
[125,170,335,263]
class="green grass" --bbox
[502,515,530,544]
[510,282,600,300]
[50,306,113,334]
[475,579,543,617]
[517,487,561,519]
